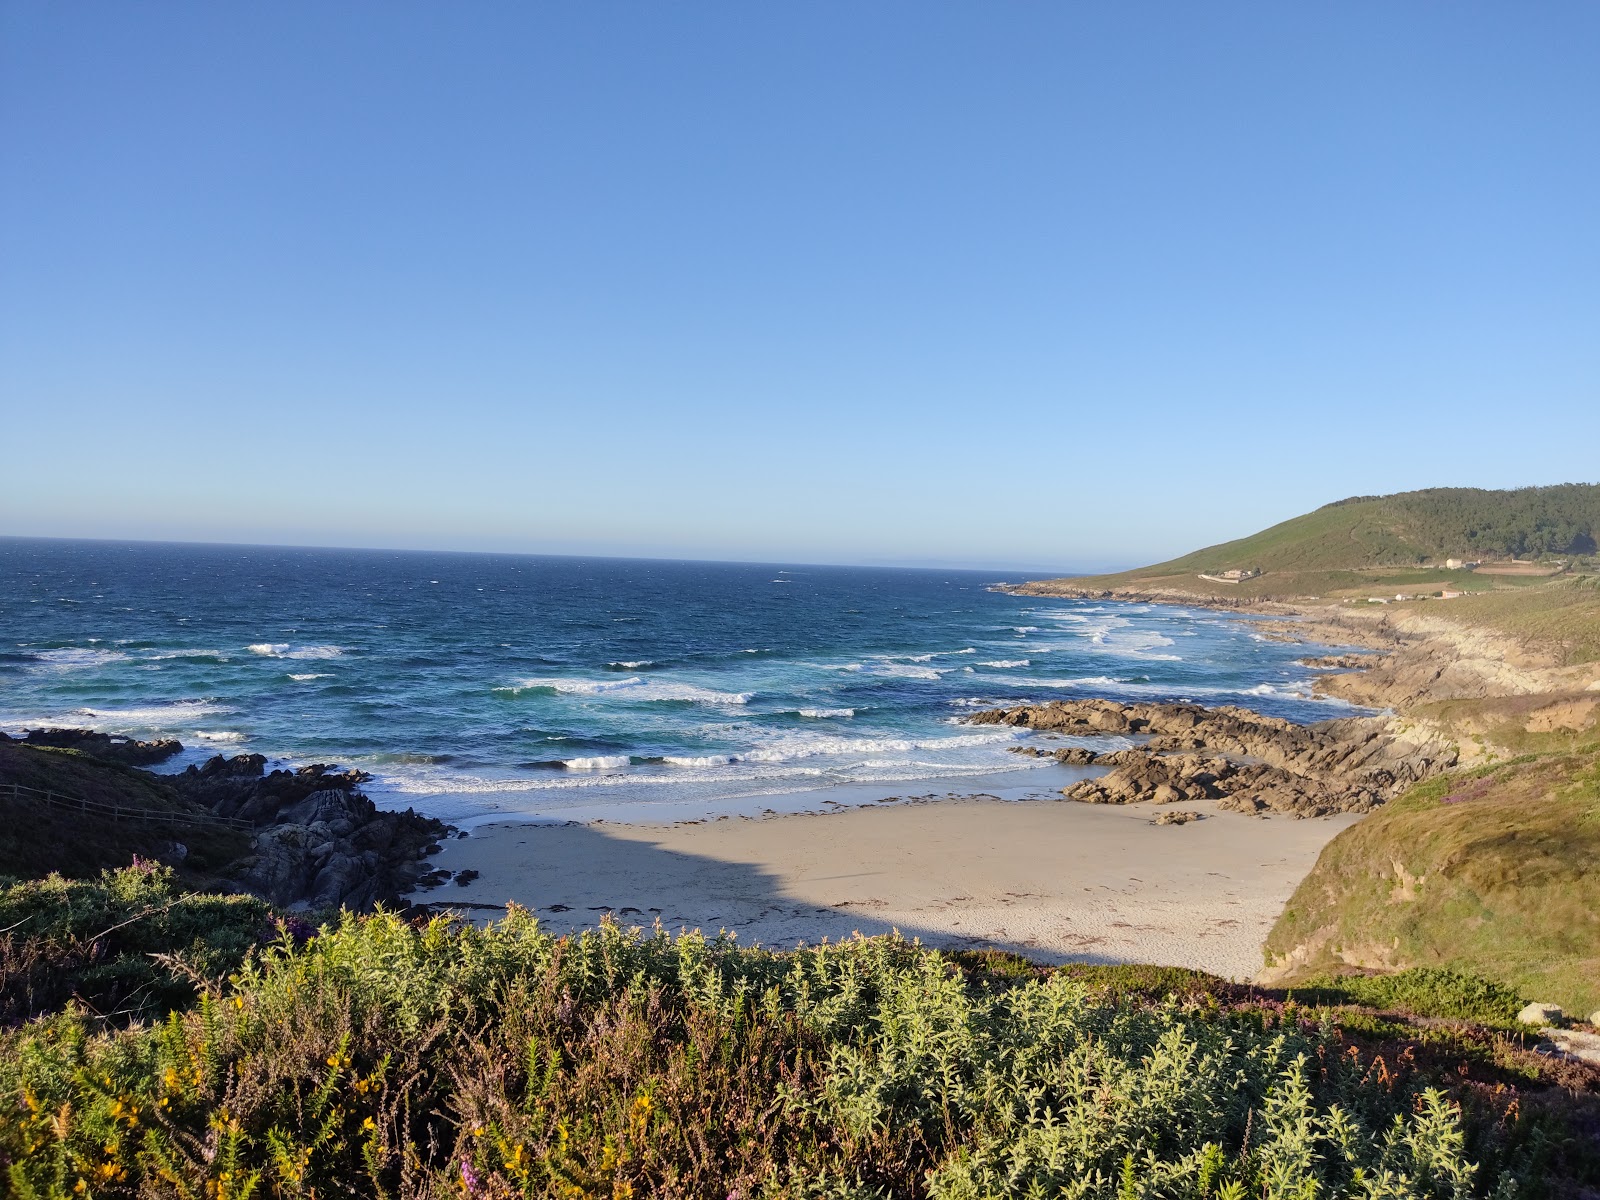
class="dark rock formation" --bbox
[971,698,1456,817]
[4,728,183,766]
[172,753,450,911]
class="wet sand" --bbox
[421,785,1361,981]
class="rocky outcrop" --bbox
[3,728,183,766]
[972,698,1456,817]
[172,754,450,911]
[1272,606,1599,709]
[1299,653,1383,671]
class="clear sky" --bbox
[3,4,1597,571]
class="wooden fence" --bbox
[0,782,255,831]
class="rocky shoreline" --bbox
[1,729,450,913]
[169,751,453,911]
[972,698,1456,817]
[968,586,1600,821]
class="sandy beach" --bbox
[423,782,1362,981]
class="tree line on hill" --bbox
[1325,483,1600,561]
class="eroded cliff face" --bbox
[1287,605,1598,710]
[971,698,1456,818]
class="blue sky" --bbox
[3,4,1597,571]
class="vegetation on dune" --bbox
[4,900,1597,1199]
[1265,754,1600,1016]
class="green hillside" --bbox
[1032,483,1600,600]
[1265,750,1600,1015]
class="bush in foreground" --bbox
[0,864,270,1027]
[4,908,1592,1199]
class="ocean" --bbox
[0,538,1358,825]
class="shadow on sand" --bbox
[414,815,1135,967]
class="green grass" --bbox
[5,909,1594,1199]
[1440,577,1600,666]
[0,742,251,881]
[1265,754,1600,1016]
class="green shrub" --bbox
[0,912,1559,1199]
[1291,969,1527,1027]
[0,863,270,1025]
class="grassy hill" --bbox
[1029,483,1600,601]
[1265,750,1600,1016]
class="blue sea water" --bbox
[0,538,1358,824]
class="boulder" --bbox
[1518,1002,1564,1027]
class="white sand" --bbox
[424,791,1361,982]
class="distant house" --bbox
[1445,558,1464,570]
[1197,568,1262,584]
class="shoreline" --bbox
[420,790,1362,981]
[402,587,1570,978]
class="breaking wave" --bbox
[247,643,344,660]
[500,676,753,706]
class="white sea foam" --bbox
[288,673,332,681]
[797,707,855,718]
[608,661,655,669]
[854,660,948,680]
[663,754,738,767]
[502,677,753,705]
[562,756,631,770]
[1244,681,1316,700]
[247,643,344,660]
[977,659,1029,668]
[69,700,232,728]
[1012,626,1039,634]
[195,730,246,742]
[32,647,131,669]
[741,728,1017,764]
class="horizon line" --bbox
[0,532,1110,579]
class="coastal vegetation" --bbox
[1264,752,1600,1017]
[4,887,1598,1198]
[0,739,250,882]
[1029,484,1600,602]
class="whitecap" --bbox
[741,728,1018,765]
[562,755,631,770]
[195,730,246,742]
[288,673,332,682]
[978,659,1030,668]
[69,700,232,728]
[797,707,855,718]
[662,754,739,767]
[32,647,130,669]
[501,676,753,706]
[248,643,344,660]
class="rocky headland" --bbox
[168,751,451,911]
[972,698,1456,817]
[0,729,449,913]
